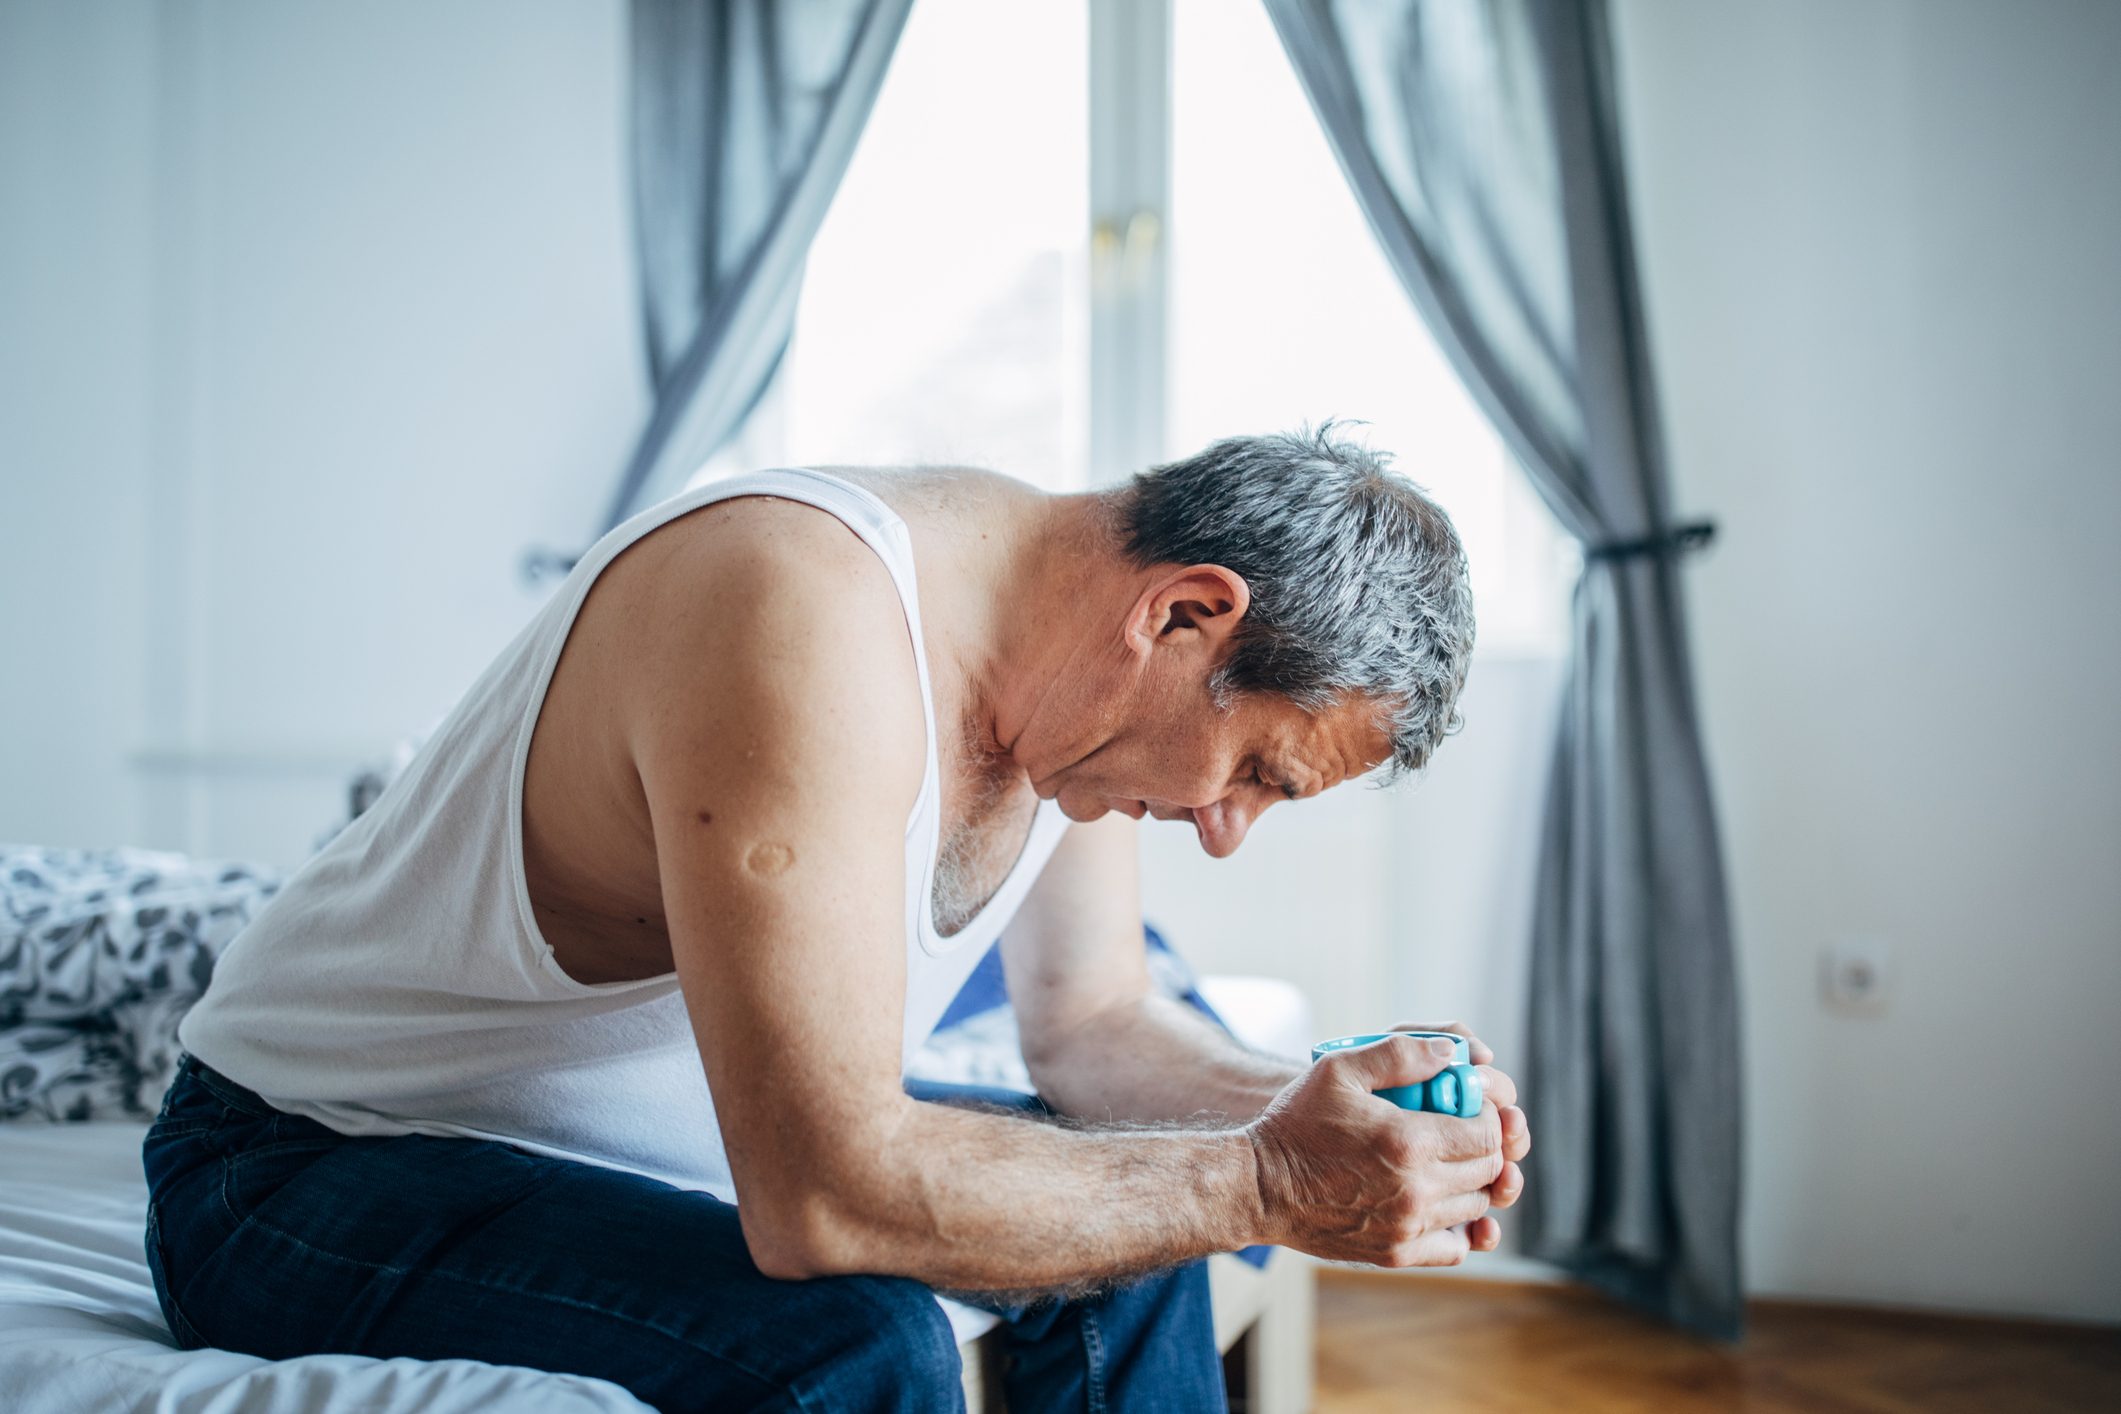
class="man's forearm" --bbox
[1028,992,1304,1125]
[799,1096,1269,1295]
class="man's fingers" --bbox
[1476,1064,1518,1110]
[1429,1149,1507,1199]
[1465,1216,1502,1252]
[1488,1160,1524,1210]
[1334,1033,1458,1090]
[1428,1187,1492,1231]
[1501,1105,1530,1162]
[1396,1225,1473,1268]
[1389,1020,1492,1066]
[1409,1103,1503,1162]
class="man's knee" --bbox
[801,1273,965,1411]
[1092,1257,1216,1339]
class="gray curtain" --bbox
[1264,0,1743,1338]
[605,0,913,534]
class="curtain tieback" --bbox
[1584,519,1717,563]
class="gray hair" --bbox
[1111,421,1475,777]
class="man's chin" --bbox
[1056,794,1109,824]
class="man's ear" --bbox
[1123,565,1252,662]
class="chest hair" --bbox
[930,727,1038,938]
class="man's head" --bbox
[1020,422,1476,855]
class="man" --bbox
[147,424,1530,1412]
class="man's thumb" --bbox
[1327,1033,1457,1090]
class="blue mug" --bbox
[1311,1030,1485,1118]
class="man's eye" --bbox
[1250,766,1296,800]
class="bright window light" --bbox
[698,0,1090,492]
[708,0,1571,654]
[1169,0,1574,654]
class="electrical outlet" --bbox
[1820,937,1892,1015]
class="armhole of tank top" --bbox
[913,793,1074,960]
[504,471,942,997]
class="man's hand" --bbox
[1245,1033,1515,1267]
[1386,1021,1530,1251]
[1388,1020,1532,1250]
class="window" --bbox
[707,0,1571,653]
[698,0,1090,492]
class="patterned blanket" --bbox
[1,846,280,1121]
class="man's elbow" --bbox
[739,1198,817,1280]
[1020,992,1150,1108]
[739,1187,869,1281]
[732,1095,922,1279]
[1017,1012,1080,1081]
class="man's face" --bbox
[1032,674,1394,858]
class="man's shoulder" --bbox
[646,490,904,588]
[596,492,913,655]
[587,492,926,782]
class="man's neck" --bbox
[925,487,1129,778]
[860,472,1126,933]
[810,464,1136,786]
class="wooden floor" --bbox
[1313,1271,2121,1413]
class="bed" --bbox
[0,846,1316,1413]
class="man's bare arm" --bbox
[1000,815,1302,1124]
[1030,991,1304,1124]
[798,1037,1507,1292]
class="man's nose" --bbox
[1191,798,1257,858]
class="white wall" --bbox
[0,0,158,852]
[0,0,640,863]
[1612,0,2121,1324]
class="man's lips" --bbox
[1098,796,1211,849]
[1125,799,1196,826]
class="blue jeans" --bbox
[142,1055,1226,1413]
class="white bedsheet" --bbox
[0,1120,654,1414]
[0,974,1310,1412]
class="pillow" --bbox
[1,846,280,1122]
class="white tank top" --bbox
[178,467,1072,1205]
